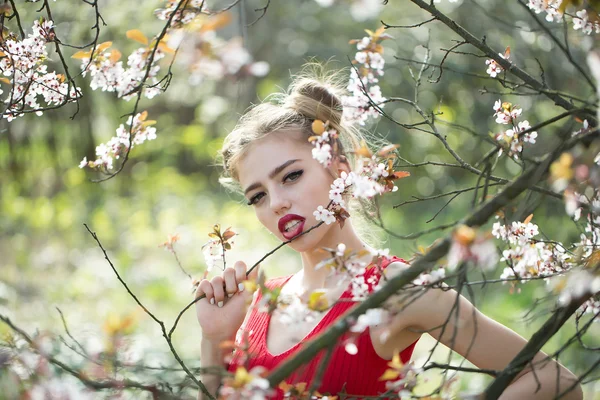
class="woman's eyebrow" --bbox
[243,159,301,195]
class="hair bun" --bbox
[286,77,344,126]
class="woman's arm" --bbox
[378,263,583,399]
[195,261,259,400]
[197,337,228,400]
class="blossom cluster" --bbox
[180,33,269,86]
[76,38,166,101]
[493,215,600,316]
[159,9,269,86]
[155,0,208,27]
[309,121,409,226]
[0,19,81,121]
[485,47,510,78]
[309,119,338,167]
[492,216,570,282]
[492,100,538,160]
[312,243,379,299]
[342,26,390,126]
[1,335,90,399]
[2,315,140,400]
[79,111,157,170]
[77,5,267,170]
[219,366,273,400]
[527,1,600,35]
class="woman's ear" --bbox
[336,154,351,176]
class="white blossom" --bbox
[311,143,332,166]
[350,308,390,333]
[82,112,157,170]
[313,205,336,225]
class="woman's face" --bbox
[237,130,342,253]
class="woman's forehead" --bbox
[237,132,311,185]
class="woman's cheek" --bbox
[255,211,273,234]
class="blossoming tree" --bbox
[1,0,599,399]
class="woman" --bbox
[194,68,583,399]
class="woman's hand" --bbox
[195,261,258,343]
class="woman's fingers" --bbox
[196,279,215,305]
[234,261,247,292]
[196,261,259,308]
[223,267,238,297]
[211,276,225,308]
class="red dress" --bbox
[227,256,419,399]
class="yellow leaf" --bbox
[585,250,600,270]
[307,290,329,312]
[523,213,534,224]
[0,50,6,57]
[378,368,399,381]
[550,153,574,181]
[142,120,157,127]
[157,41,175,54]
[103,312,136,336]
[71,50,91,59]
[454,225,476,246]
[96,41,113,53]
[312,119,326,135]
[558,0,574,13]
[126,29,149,45]
[109,49,121,63]
[388,350,404,369]
[0,77,10,84]
[377,144,399,157]
[392,171,410,179]
[355,140,372,158]
[233,366,252,386]
[374,26,386,37]
[243,279,258,294]
[200,12,232,32]
[222,229,236,241]
[138,110,148,121]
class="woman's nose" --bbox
[269,188,291,214]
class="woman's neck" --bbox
[298,219,372,290]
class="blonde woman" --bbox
[194,69,583,400]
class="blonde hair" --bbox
[218,63,385,246]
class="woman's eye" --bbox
[284,170,303,182]
[247,192,265,206]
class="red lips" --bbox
[278,214,306,239]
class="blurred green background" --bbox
[1,0,599,398]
